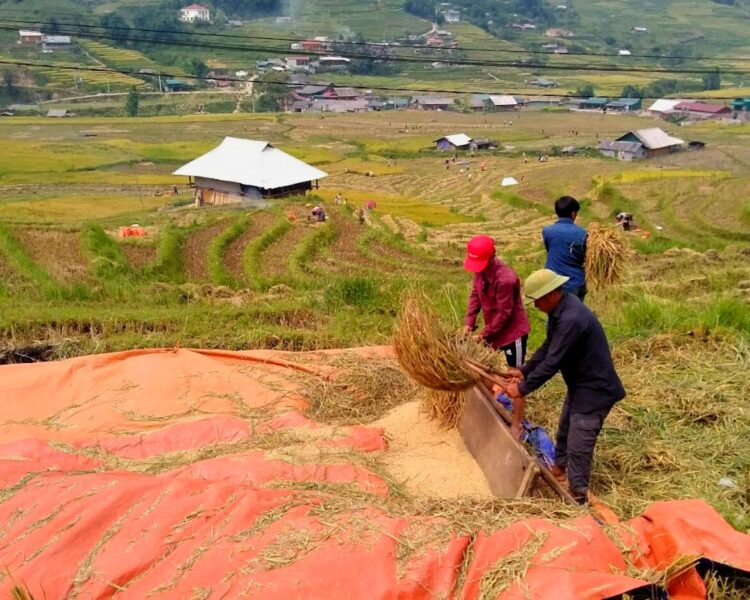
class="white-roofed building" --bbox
[647,99,687,117]
[180,4,211,23]
[434,133,472,151]
[18,30,44,44]
[614,128,685,158]
[486,95,518,111]
[174,137,328,206]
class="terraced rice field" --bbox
[34,62,147,91]
[80,40,186,77]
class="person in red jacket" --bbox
[463,235,531,367]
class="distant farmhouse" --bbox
[442,9,461,23]
[174,137,327,206]
[731,98,750,120]
[605,98,642,112]
[42,35,72,52]
[470,95,518,112]
[180,4,211,23]
[18,30,44,44]
[599,128,684,161]
[411,96,454,111]
[435,133,472,151]
[647,99,686,118]
[528,77,558,88]
[673,101,731,121]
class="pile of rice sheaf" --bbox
[393,293,503,428]
[585,222,632,290]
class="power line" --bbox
[2,24,748,77]
[2,15,749,64]
[0,59,742,100]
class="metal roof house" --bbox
[615,128,685,158]
[673,101,731,120]
[435,134,472,151]
[647,99,686,117]
[411,96,454,110]
[174,137,327,206]
[605,98,642,112]
[598,140,645,161]
[578,97,609,110]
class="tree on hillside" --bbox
[125,87,140,116]
[703,67,721,91]
[186,58,209,79]
[100,13,131,43]
[574,83,595,97]
[621,84,644,98]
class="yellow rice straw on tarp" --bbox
[585,222,632,290]
[393,293,503,428]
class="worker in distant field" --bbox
[543,195,587,301]
[504,269,625,504]
[463,235,530,368]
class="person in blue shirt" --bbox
[542,196,587,301]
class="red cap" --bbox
[463,235,495,272]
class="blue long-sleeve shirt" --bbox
[543,218,587,290]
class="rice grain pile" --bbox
[585,222,632,290]
[393,293,504,428]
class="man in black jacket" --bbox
[505,269,625,503]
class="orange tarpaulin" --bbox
[0,348,748,598]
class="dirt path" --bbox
[223,212,276,281]
[13,229,89,282]
[182,220,231,282]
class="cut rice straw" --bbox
[585,222,632,290]
[393,292,505,428]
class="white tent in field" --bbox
[174,137,327,205]
[501,176,518,187]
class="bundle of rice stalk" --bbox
[393,293,504,428]
[393,293,501,392]
[585,222,632,290]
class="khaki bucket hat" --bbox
[524,269,570,301]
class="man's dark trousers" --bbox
[554,394,611,501]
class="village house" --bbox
[286,56,312,70]
[46,109,76,118]
[300,38,332,53]
[207,63,231,87]
[647,98,686,118]
[599,127,684,160]
[317,56,351,71]
[528,77,558,88]
[523,95,563,109]
[18,30,44,44]
[598,140,645,161]
[442,9,460,23]
[605,98,642,112]
[484,95,518,112]
[578,97,609,110]
[435,133,472,151]
[411,96,454,111]
[384,97,410,110]
[174,137,327,206]
[163,78,189,92]
[673,101,731,120]
[511,23,536,31]
[618,49,632,56]
[545,28,574,38]
[180,4,211,23]
[42,35,72,52]
[730,98,750,120]
[311,98,370,113]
